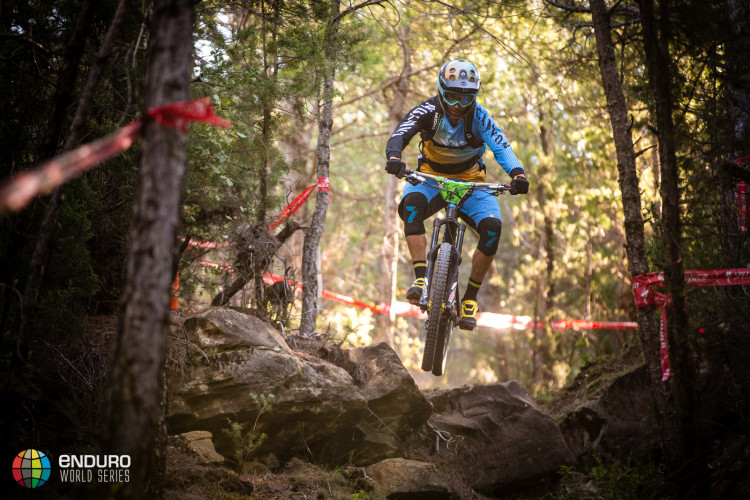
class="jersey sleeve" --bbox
[385,99,437,159]
[473,104,525,177]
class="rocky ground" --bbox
[162,308,665,499]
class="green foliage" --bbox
[590,455,664,500]
[553,456,665,500]
[182,2,370,310]
[34,178,100,336]
[223,393,276,467]
[552,464,578,500]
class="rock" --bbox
[184,308,290,354]
[426,382,575,496]
[597,364,659,459]
[175,430,224,464]
[284,456,312,475]
[558,402,607,461]
[168,307,575,496]
[260,452,280,470]
[366,458,453,499]
[347,342,433,437]
[168,308,369,463]
[352,422,401,462]
[242,460,271,476]
[559,365,659,464]
[296,339,434,465]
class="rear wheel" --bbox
[421,243,455,373]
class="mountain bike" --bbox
[402,169,513,376]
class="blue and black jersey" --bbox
[385,96,524,182]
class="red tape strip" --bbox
[258,273,639,331]
[0,121,142,214]
[147,97,231,132]
[0,98,231,215]
[632,268,750,381]
[268,177,330,231]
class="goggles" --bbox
[440,88,477,108]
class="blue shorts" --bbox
[401,177,502,228]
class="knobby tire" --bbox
[421,243,454,374]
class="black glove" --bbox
[385,158,406,179]
[510,175,529,195]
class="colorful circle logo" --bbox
[12,449,51,488]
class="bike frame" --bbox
[419,203,465,324]
[407,170,509,320]
[402,168,511,375]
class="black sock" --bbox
[463,278,481,302]
[413,260,427,280]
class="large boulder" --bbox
[347,342,433,438]
[168,309,432,465]
[559,364,659,464]
[168,308,369,463]
[366,458,453,499]
[287,337,433,463]
[424,382,575,496]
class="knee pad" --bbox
[477,217,502,255]
[398,192,429,236]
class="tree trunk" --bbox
[15,0,98,365]
[374,26,411,346]
[589,0,668,460]
[101,1,194,498]
[585,235,592,320]
[531,104,556,388]
[722,0,750,262]
[638,0,700,489]
[375,153,399,346]
[300,0,340,336]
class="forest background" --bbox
[1,0,749,497]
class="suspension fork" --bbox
[419,205,466,311]
[444,205,466,316]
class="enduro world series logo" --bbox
[12,449,131,488]
[12,450,51,488]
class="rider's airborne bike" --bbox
[403,169,513,376]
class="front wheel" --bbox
[421,243,456,375]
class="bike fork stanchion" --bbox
[419,217,444,310]
[449,223,465,319]
[454,222,466,254]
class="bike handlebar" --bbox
[403,169,513,193]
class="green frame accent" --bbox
[439,179,473,205]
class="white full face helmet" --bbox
[437,60,481,113]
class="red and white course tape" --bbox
[260,273,637,332]
[268,177,330,231]
[0,98,231,215]
[632,268,750,381]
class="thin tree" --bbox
[638,0,703,490]
[300,0,389,335]
[546,0,668,460]
[15,0,100,365]
[721,0,750,261]
[374,24,412,347]
[299,0,338,335]
[101,0,194,497]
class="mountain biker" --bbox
[384,59,529,331]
